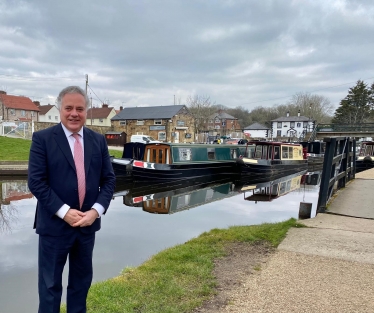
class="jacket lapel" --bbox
[53,124,76,170]
[83,127,93,177]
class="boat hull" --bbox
[131,160,237,183]
[236,158,308,183]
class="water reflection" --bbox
[113,170,320,214]
[0,171,322,313]
[0,179,31,233]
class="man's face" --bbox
[60,93,87,133]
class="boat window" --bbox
[207,148,216,160]
[274,146,280,159]
[262,145,268,159]
[179,148,192,161]
[268,147,273,159]
[146,149,151,162]
[289,147,293,158]
[254,146,262,159]
[282,146,289,158]
[230,149,238,159]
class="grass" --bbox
[60,218,302,313]
[0,136,122,160]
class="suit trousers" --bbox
[38,230,96,313]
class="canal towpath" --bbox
[219,168,374,313]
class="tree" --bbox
[186,95,216,134]
[332,80,373,124]
[289,92,334,123]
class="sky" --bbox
[1,0,374,112]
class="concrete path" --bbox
[225,169,374,313]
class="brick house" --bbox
[206,111,241,136]
[86,104,117,127]
[0,91,40,122]
[111,105,195,143]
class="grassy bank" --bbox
[0,136,122,160]
[61,219,302,313]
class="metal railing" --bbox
[316,123,374,132]
[317,137,356,213]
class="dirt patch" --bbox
[193,241,275,313]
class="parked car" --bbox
[225,138,248,145]
[130,135,160,143]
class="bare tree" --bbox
[289,92,334,123]
[186,95,216,134]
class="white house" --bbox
[243,122,270,139]
[38,104,60,123]
[271,111,314,140]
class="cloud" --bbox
[1,0,374,109]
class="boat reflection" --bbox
[114,170,320,214]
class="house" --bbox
[243,122,270,139]
[38,104,60,123]
[86,104,117,127]
[271,111,314,140]
[111,105,195,143]
[0,91,40,122]
[206,110,241,136]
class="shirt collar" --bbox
[61,123,84,139]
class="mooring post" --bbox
[317,137,337,214]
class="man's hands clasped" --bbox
[63,208,99,227]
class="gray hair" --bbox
[56,86,90,110]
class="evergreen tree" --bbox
[332,80,373,124]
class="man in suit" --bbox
[28,86,116,313]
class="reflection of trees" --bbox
[0,202,19,233]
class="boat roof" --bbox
[247,141,302,146]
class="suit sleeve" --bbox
[95,135,116,213]
[28,132,65,217]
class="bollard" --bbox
[299,202,312,219]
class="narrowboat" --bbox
[236,141,308,181]
[300,141,325,171]
[111,142,251,183]
[356,141,374,173]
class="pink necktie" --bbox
[72,133,85,209]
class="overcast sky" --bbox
[1,0,374,112]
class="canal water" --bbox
[0,171,321,313]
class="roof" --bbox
[271,115,311,122]
[111,105,189,120]
[0,94,40,111]
[244,122,269,130]
[210,111,237,120]
[86,106,115,119]
[38,104,56,115]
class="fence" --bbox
[317,137,356,213]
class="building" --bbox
[0,91,39,122]
[111,105,195,143]
[243,122,270,139]
[206,111,241,136]
[86,104,117,127]
[38,104,60,123]
[271,111,314,140]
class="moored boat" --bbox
[236,141,308,181]
[356,141,374,173]
[111,142,252,183]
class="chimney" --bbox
[33,101,40,107]
[102,103,108,108]
[120,106,123,111]
[298,110,300,117]
[286,111,289,117]
[0,90,6,95]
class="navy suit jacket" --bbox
[28,123,116,236]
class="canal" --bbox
[0,171,321,313]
